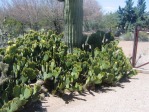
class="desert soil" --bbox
[39,41,149,112]
[118,41,149,69]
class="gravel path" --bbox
[40,41,149,112]
[118,41,149,69]
[42,73,149,112]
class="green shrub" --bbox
[120,32,133,41]
[88,30,114,50]
[120,31,149,42]
[0,30,136,111]
[0,84,41,112]
[85,40,135,86]
[139,31,149,42]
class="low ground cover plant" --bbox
[0,30,136,112]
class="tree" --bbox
[0,7,5,30]
[83,0,102,31]
[0,0,65,32]
[99,12,119,34]
[117,0,137,32]
[117,0,148,32]
[136,0,147,26]
[40,0,63,33]
[0,0,42,30]
[144,12,149,28]
[137,0,146,17]
[2,17,23,37]
[58,0,83,52]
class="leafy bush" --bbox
[120,31,149,42]
[88,30,114,49]
[2,17,24,37]
[138,31,149,42]
[0,59,41,112]
[0,30,136,111]
[0,34,9,48]
[0,84,41,112]
[120,32,134,41]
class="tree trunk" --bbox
[64,0,83,53]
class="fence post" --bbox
[132,26,139,67]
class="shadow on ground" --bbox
[22,77,139,112]
[61,92,87,104]
[52,77,139,104]
[22,100,47,112]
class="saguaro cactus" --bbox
[58,0,83,53]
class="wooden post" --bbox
[132,26,139,67]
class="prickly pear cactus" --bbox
[0,30,136,112]
[0,98,28,112]
[0,84,41,112]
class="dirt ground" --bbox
[118,41,149,69]
[41,73,149,112]
[38,41,149,112]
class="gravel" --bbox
[40,41,149,112]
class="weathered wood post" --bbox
[132,26,139,67]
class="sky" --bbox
[0,0,148,13]
[97,0,149,13]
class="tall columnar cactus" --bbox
[59,0,83,53]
